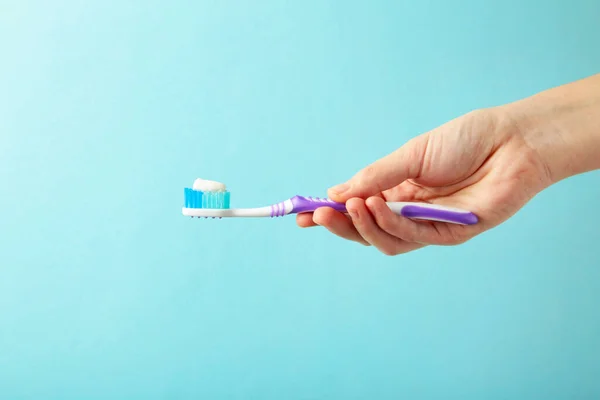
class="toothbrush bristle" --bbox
[184,188,230,209]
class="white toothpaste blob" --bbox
[192,178,227,192]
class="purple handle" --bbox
[399,205,478,225]
[290,196,347,213]
[290,195,478,225]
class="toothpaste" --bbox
[192,178,227,192]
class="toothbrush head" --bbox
[184,188,231,209]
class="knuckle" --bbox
[357,165,377,185]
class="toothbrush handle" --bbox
[289,196,477,225]
[386,202,478,225]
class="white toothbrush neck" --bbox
[182,200,294,218]
[182,206,271,218]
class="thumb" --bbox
[328,134,429,202]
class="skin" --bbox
[297,73,600,255]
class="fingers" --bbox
[297,197,474,255]
[296,205,420,254]
[296,213,317,228]
[328,134,430,202]
[364,196,472,246]
[312,207,369,245]
[345,198,423,255]
[296,208,369,245]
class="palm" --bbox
[392,110,548,226]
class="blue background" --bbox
[1,0,599,398]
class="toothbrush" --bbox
[182,190,478,225]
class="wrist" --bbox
[499,74,600,184]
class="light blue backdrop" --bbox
[1,0,599,398]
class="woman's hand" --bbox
[298,108,553,255]
[298,73,600,255]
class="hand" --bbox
[297,108,552,255]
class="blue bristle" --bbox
[184,188,230,209]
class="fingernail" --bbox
[329,183,349,195]
[348,208,359,220]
